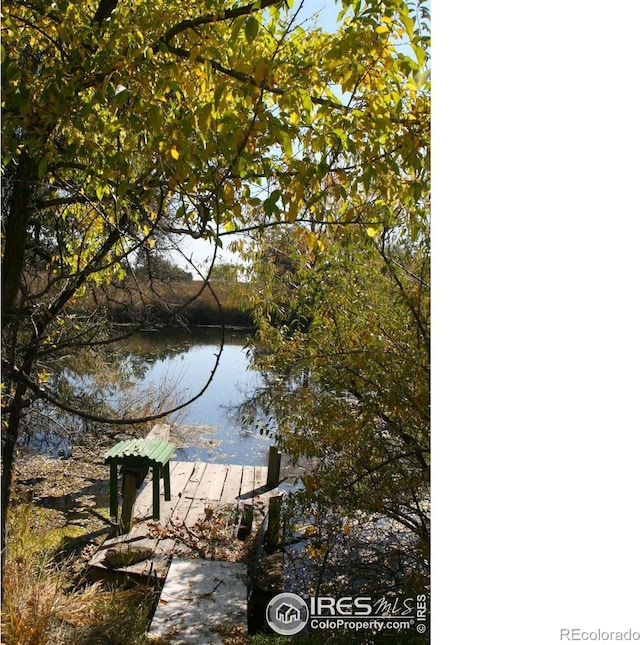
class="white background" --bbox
[432,1,640,643]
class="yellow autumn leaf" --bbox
[170,147,179,160]
[254,59,268,87]
[222,183,235,204]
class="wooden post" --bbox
[120,472,137,534]
[237,503,254,540]
[163,463,171,501]
[265,495,282,553]
[109,463,118,519]
[152,464,161,520]
[267,446,281,489]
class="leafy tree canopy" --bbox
[2,0,428,405]
[1,0,429,579]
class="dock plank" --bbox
[192,463,229,501]
[147,559,247,644]
[239,465,256,497]
[182,464,228,527]
[219,465,244,506]
[254,465,268,488]
[168,461,209,524]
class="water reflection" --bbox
[118,327,271,466]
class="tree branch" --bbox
[1,325,222,426]
[158,0,284,46]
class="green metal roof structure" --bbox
[104,438,175,465]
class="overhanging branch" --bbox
[1,336,222,425]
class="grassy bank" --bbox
[75,278,254,327]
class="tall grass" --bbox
[1,504,156,645]
[75,278,253,327]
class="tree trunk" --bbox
[1,152,37,592]
[1,381,28,594]
[2,152,36,328]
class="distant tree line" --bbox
[132,249,193,283]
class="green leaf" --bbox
[149,105,163,133]
[37,157,48,180]
[198,103,213,134]
[213,82,227,109]
[263,189,282,218]
[230,16,244,45]
[279,130,292,158]
[399,9,415,39]
[362,166,372,192]
[245,16,259,42]
[332,128,348,148]
[301,93,313,117]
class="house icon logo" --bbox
[276,602,300,624]
[266,592,309,635]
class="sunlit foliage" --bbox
[244,218,429,548]
[2,0,428,577]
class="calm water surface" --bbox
[119,327,271,465]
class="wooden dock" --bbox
[88,461,280,586]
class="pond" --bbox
[113,326,272,466]
[14,326,275,533]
